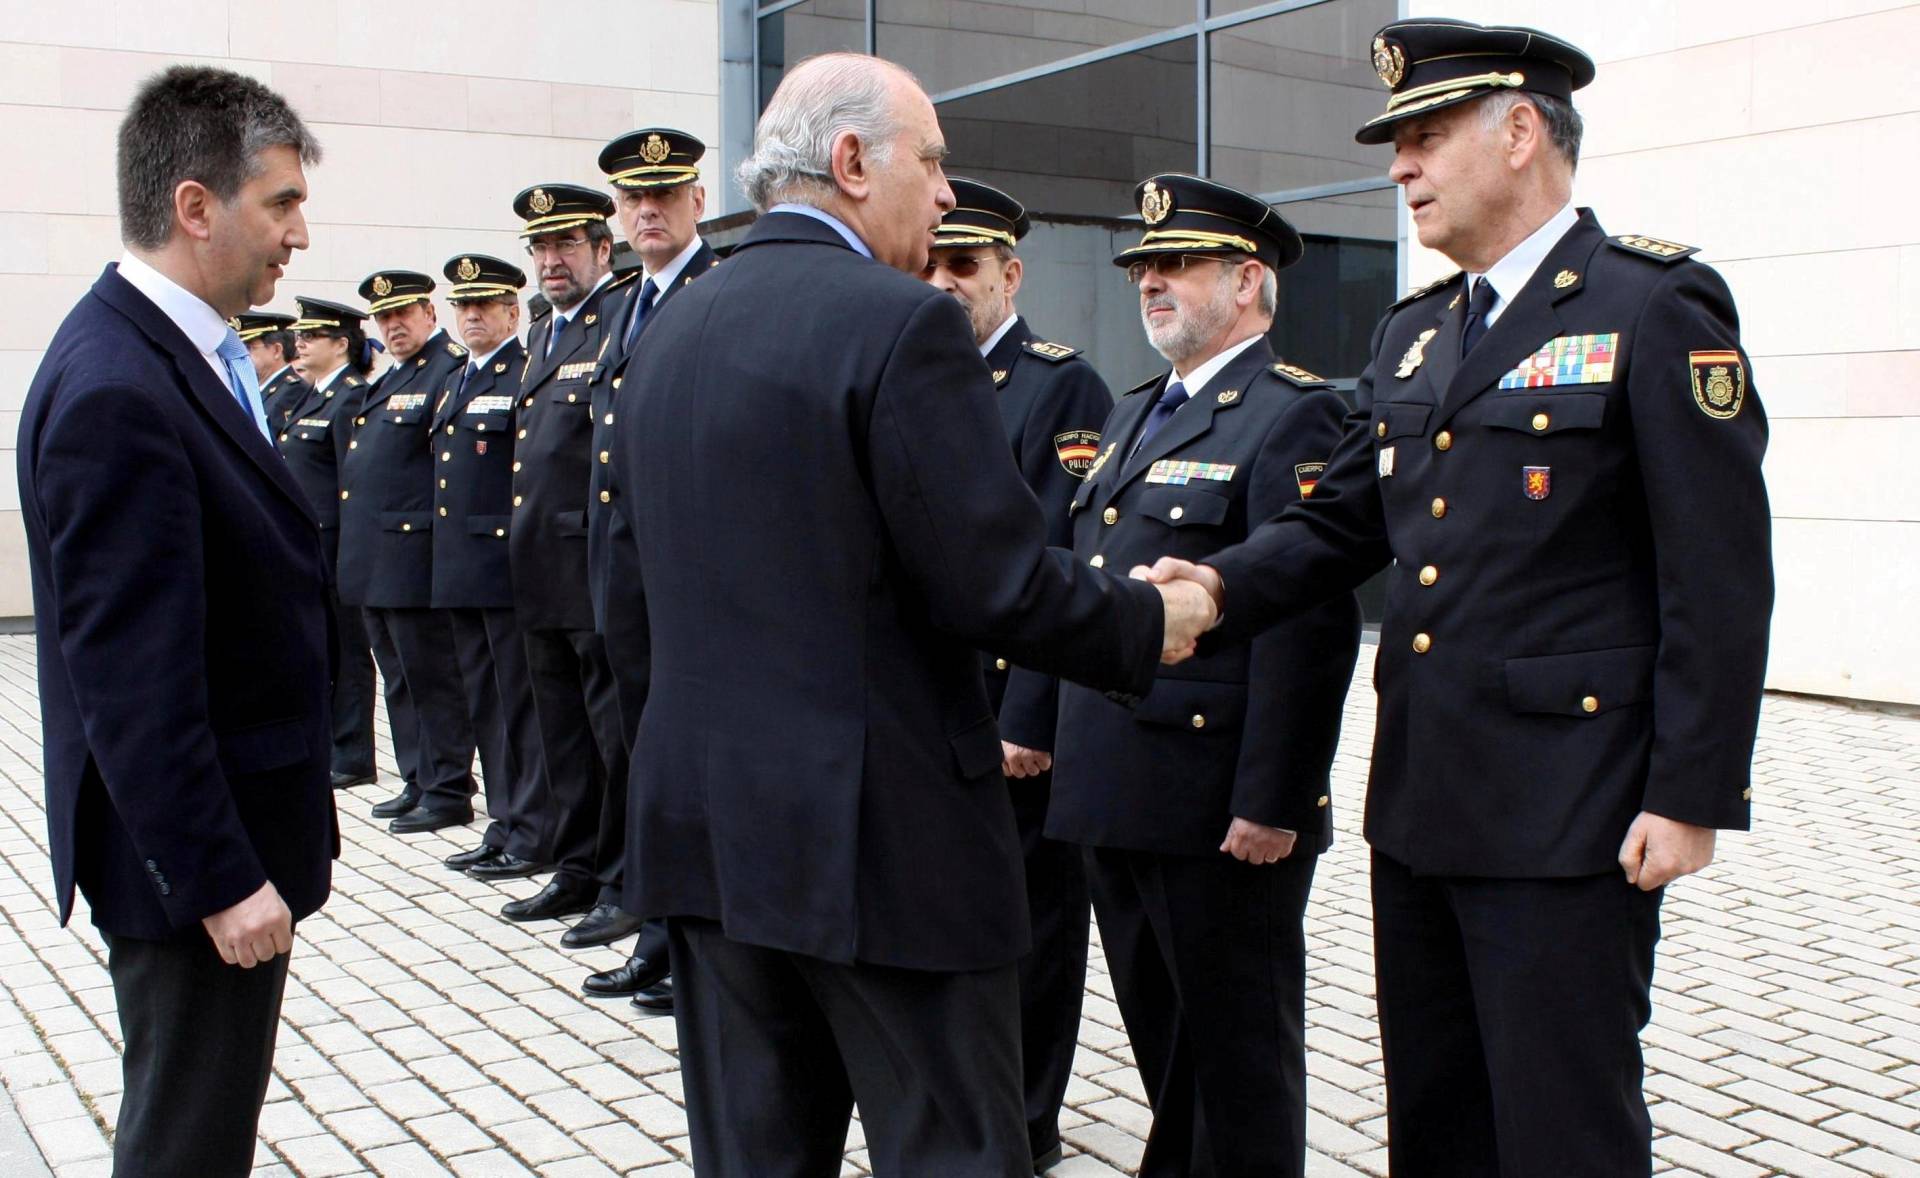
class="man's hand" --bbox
[202,880,294,968]
[1617,812,1716,891]
[1001,741,1053,779]
[1141,556,1225,605]
[1221,817,1296,865]
[1137,566,1219,664]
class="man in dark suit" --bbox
[277,296,379,791]
[920,176,1113,1172]
[1147,21,1773,1176]
[1044,174,1358,1178]
[336,270,477,833]
[16,66,336,1176]
[505,184,641,931]
[571,129,719,1005]
[430,255,551,881]
[235,310,303,430]
[604,52,1207,1174]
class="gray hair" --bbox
[117,65,321,251]
[1479,90,1583,171]
[737,53,912,212]
[1223,252,1278,318]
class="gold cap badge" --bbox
[529,188,555,215]
[1372,35,1405,88]
[371,275,393,297]
[1140,180,1172,225]
[640,133,670,164]
[456,257,481,282]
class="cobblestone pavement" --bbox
[0,632,1915,1177]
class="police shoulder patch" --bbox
[1022,339,1081,363]
[1688,350,1747,419]
[1054,430,1101,477]
[1267,361,1333,389]
[1608,234,1699,264]
[1389,271,1463,310]
[1293,461,1326,499]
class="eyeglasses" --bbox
[525,237,590,259]
[919,253,993,280]
[1125,253,1232,286]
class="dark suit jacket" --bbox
[275,365,366,572]
[431,339,526,610]
[604,211,1164,971]
[261,366,306,431]
[510,272,638,631]
[1042,338,1359,856]
[17,264,337,941]
[1206,211,1773,877]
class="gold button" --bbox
[604,413,614,425]
[512,461,522,473]
[278,433,288,442]
[1412,632,1431,653]
[1431,497,1447,518]
[1532,413,1549,432]
[566,393,576,403]
[494,528,505,537]
[513,495,523,507]
[522,397,533,408]
[1103,507,1118,525]
[1089,554,1105,568]
[517,428,527,439]
[438,507,447,517]
[438,478,446,489]
[1434,430,1452,451]
[994,658,1008,672]
[440,451,450,461]
[355,416,366,425]
[1190,714,1206,729]
[1582,696,1599,713]
[445,425,454,435]
[1376,421,1388,438]
[599,450,610,463]
[1169,505,1184,520]
[477,422,487,432]
[1418,565,1437,586]
[599,490,611,503]
[612,377,623,390]
[339,490,349,500]
[1316,795,1329,808]
[400,522,411,532]
[349,440,358,450]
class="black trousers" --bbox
[1009,774,1089,1159]
[364,607,476,812]
[1086,845,1317,1178]
[669,917,1027,1177]
[328,590,375,777]
[362,603,419,787]
[523,627,625,896]
[447,607,550,860]
[1370,850,1662,1178]
[106,932,290,1178]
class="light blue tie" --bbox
[215,327,272,441]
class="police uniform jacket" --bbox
[586,242,717,633]
[977,317,1113,754]
[1206,210,1772,878]
[261,366,306,431]
[19,264,337,940]
[333,331,468,608]
[430,338,526,610]
[510,272,637,632]
[275,365,365,571]
[604,211,1164,972]
[1043,338,1358,856]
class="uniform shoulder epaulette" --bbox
[1121,373,1161,397]
[446,339,467,358]
[605,269,641,291]
[1607,234,1700,264]
[1389,271,1462,311]
[1022,339,1082,363]
[1266,361,1334,389]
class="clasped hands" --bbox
[1134,558,1223,664]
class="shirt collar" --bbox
[644,236,706,299]
[116,251,230,360]
[309,361,350,391]
[768,203,873,258]
[1172,333,1264,400]
[265,364,292,385]
[978,312,1019,358]
[1472,202,1578,323]
[467,338,512,371]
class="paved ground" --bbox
[0,632,1915,1177]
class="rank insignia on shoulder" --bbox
[1023,339,1081,362]
[447,340,467,356]
[1085,442,1118,478]
[1268,361,1332,388]
[1396,328,1437,379]
[1294,461,1326,499]
[1055,430,1101,477]
[1608,234,1699,263]
[1688,350,1747,419]
[1390,271,1461,310]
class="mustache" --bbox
[1144,296,1178,314]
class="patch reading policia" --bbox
[599,128,704,190]
[1112,173,1304,273]
[357,270,434,315]
[1689,350,1747,419]
[1055,430,1101,476]
[1357,18,1596,145]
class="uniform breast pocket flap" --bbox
[1504,644,1654,717]
[380,511,433,534]
[466,513,510,539]
[1484,391,1608,436]
[1132,679,1246,734]
[1375,402,1433,443]
[1138,485,1229,528]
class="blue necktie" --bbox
[215,327,271,440]
[623,277,659,349]
[1131,380,1188,456]
[549,313,570,356]
[1460,276,1496,357]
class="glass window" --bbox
[1268,186,1397,380]
[880,0,1199,98]
[758,0,867,110]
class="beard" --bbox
[954,286,1008,347]
[1142,271,1236,368]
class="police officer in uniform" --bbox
[336,270,479,833]
[430,255,553,880]
[1045,175,1358,1177]
[1148,22,1772,1176]
[234,311,304,430]
[920,176,1112,1172]
[505,184,640,930]
[279,296,379,790]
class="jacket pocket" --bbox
[554,509,588,538]
[1373,401,1432,442]
[1135,485,1230,528]
[1483,391,1608,436]
[467,513,510,539]
[1504,644,1654,717]
[948,715,1003,780]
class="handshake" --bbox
[1133,558,1223,664]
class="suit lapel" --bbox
[1416,286,1467,403]
[1111,339,1272,496]
[524,285,604,389]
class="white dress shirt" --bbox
[116,252,237,394]
[1172,333,1266,399]
[1470,202,1578,328]
[979,312,1019,358]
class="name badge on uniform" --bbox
[1146,459,1236,485]
[469,395,514,413]
[1497,333,1619,389]
[1378,446,1395,478]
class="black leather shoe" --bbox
[500,877,596,922]
[581,951,669,999]
[370,785,421,819]
[443,844,501,871]
[1032,1143,1064,1174]
[561,904,645,949]
[629,977,673,1015]
[331,770,376,789]
[388,805,473,835]
[467,853,549,881]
